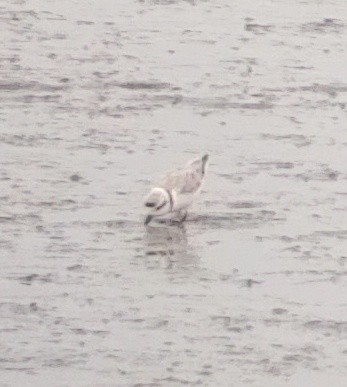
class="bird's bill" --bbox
[144,215,153,225]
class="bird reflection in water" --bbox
[143,223,199,273]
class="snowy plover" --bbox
[144,154,209,225]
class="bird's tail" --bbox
[185,154,209,175]
[201,154,209,174]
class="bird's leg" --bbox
[178,210,188,224]
[166,211,187,226]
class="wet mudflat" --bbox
[0,0,346,386]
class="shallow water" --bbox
[0,0,346,386]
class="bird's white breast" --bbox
[172,188,201,211]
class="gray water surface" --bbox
[0,0,346,386]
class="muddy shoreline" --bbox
[1,0,346,386]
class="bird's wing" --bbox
[160,168,202,194]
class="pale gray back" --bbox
[159,157,205,194]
